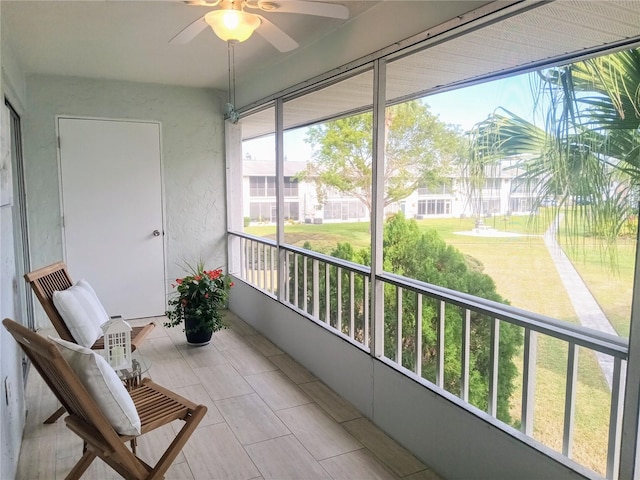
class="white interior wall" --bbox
[23,75,227,328]
[229,278,595,480]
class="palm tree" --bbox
[466,48,640,252]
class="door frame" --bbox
[55,115,168,314]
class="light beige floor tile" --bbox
[148,358,199,389]
[136,421,187,466]
[222,347,277,376]
[276,403,362,460]
[225,313,258,336]
[55,454,123,480]
[193,364,254,400]
[172,383,225,427]
[211,328,250,351]
[245,370,312,411]
[343,418,425,477]
[55,430,84,459]
[403,468,446,480]
[269,354,317,384]
[138,336,183,362]
[165,323,192,345]
[165,460,196,479]
[319,449,399,480]
[182,423,261,480]
[177,343,228,369]
[216,393,290,445]
[18,435,57,479]
[245,434,331,480]
[299,381,362,423]
[244,335,283,356]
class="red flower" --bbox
[229,282,235,287]
[176,278,183,285]
[194,274,202,281]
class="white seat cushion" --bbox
[52,337,141,436]
[52,279,109,347]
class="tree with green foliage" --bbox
[466,48,640,252]
[294,214,522,424]
[303,100,464,216]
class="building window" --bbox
[249,176,277,197]
[249,201,299,222]
[284,177,299,197]
[323,200,366,220]
[418,199,451,216]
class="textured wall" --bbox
[24,75,226,327]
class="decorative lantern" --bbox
[101,316,132,370]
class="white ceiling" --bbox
[1,1,489,93]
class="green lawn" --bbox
[245,214,630,475]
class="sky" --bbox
[243,71,542,162]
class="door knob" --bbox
[153,230,161,237]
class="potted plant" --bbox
[164,260,233,346]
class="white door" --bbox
[58,118,165,319]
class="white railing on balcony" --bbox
[228,231,629,479]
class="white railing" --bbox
[228,231,629,479]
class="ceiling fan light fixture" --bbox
[204,9,261,43]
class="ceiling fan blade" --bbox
[255,15,299,52]
[169,15,208,44]
[249,0,348,19]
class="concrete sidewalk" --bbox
[543,218,620,389]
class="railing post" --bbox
[608,357,625,480]
[313,259,320,318]
[461,308,470,402]
[415,294,423,376]
[436,300,445,389]
[562,343,578,458]
[337,267,343,332]
[396,286,403,364]
[294,254,299,307]
[488,317,500,417]
[325,263,331,323]
[521,328,537,436]
[349,271,355,338]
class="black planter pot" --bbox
[184,316,213,346]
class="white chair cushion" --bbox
[52,337,141,436]
[52,279,109,347]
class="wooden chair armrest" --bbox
[130,322,156,351]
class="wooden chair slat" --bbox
[3,318,206,480]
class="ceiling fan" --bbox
[170,0,350,52]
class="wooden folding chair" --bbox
[25,261,156,423]
[3,318,206,480]
[25,261,156,349]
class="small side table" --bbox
[115,350,151,391]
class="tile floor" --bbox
[15,311,443,479]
